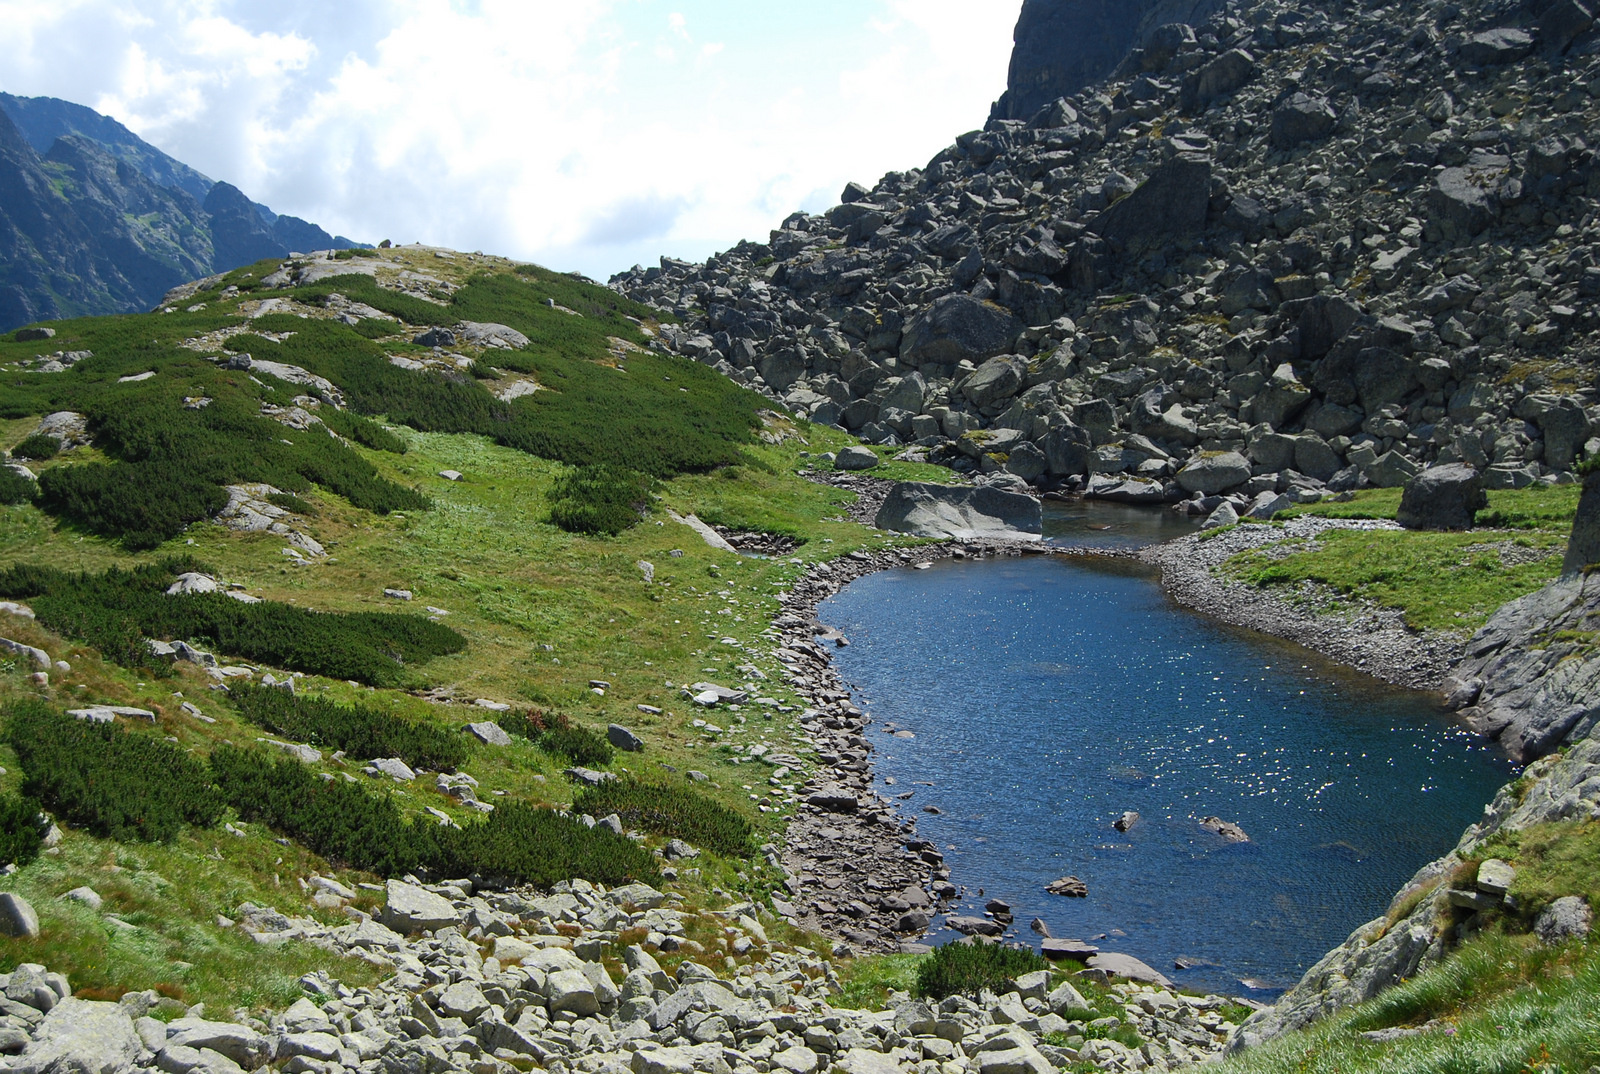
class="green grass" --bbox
[1286,485,1581,533]
[0,246,924,1009]
[832,953,925,1009]
[1224,525,1567,633]
[1218,933,1600,1074]
[915,942,1049,1000]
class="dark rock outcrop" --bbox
[1397,464,1487,531]
[992,0,1227,121]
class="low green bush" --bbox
[11,434,59,460]
[547,465,656,536]
[317,408,408,454]
[0,793,44,868]
[572,777,754,857]
[495,709,614,767]
[229,683,468,770]
[212,746,658,885]
[914,943,1049,1001]
[0,469,37,506]
[0,561,466,686]
[5,702,226,843]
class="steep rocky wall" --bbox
[993,0,1230,122]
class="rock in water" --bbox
[874,482,1042,541]
[1088,952,1174,987]
[1045,876,1088,897]
[1199,816,1249,842]
[1113,811,1140,832]
[1397,464,1487,531]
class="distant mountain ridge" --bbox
[0,92,363,332]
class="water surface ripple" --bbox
[819,553,1510,996]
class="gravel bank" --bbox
[1140,518,1465,692]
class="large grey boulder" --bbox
[1180,48,1257,111]
[1398,465,1486,531]
[1083,475,1168,504]
[0,893,38,938]
[379,880,459,934]
[163,1020,269,1068]
[607,724,644,752]
[1269,93,1338,148]
[1175,452,1251,494]
[9,998,140,1074]
[1535,896,1592,945]
[1090,151,1212,253]
[962,356,1027,408]
[834,446,881,472]
[1563,470,1600,577]
[1041,424,1093,477]
[1429,152,1510,239]
[1458,27,1535,65]
[899,295,1023,371]
[874,483,1042,541]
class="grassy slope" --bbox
[1223,485,1580,632]
[0,247,940,1009]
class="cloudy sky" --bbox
[0,0,1022,280]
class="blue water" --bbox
[819,553,1512,996]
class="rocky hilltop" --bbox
[614,0,1600,518]
[993,0,1228,122]
[0,93,360,332]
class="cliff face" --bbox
[992,0,1228,121]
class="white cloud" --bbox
[0,0,1022,277]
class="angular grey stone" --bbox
[874,482,1043,540]
[1086,952,1173,987]
[1270,93,1338,148]
[379,879,459,934]
[1458,27,1535,65]
[607,724,644,752]
[1564,471,1600,577]
[1176,452,1251,494]
[164,1019,270,1069]
[1181,49,1257,111]
[10,999,140,1074]
[465,721,511,747]
[962,356,1026,408]
[1090,151,1211,253]
[0,894,38,938]
[1535,896,1591,945]
[1398,465,1486,531]
[834,446,881,471]
[1540,0,1595,54]
[900,294,1024,370]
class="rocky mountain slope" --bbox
[0,93,360,332]
[614,0,1600,522]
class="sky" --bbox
[0,0,1023,281]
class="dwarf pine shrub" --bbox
[212,746,657,885]
[5,702,225,843]
[11,434,59,460]
[572,777,754,857]
[0,469,37,506]
[0,561,466,686]
[230,683,468,770]
[914,943,1049,1001]
[0,793,44,868]
[547,465,656,536]
[494,709,615,767]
